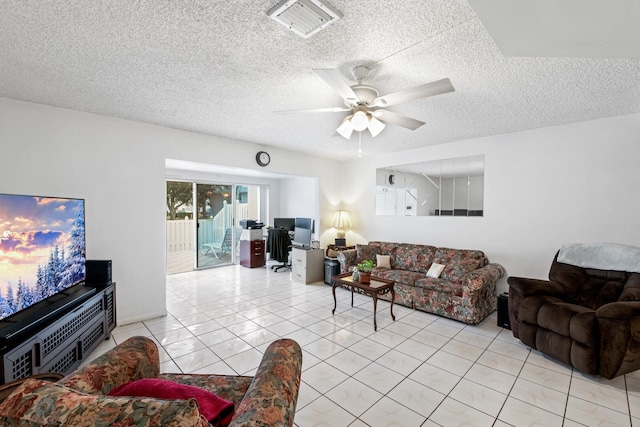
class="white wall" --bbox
[0,98,342,324]
[5,97,638,317]
[342,113,640,293]
[279,176,318,220]
[278,176,320,240]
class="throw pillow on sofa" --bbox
[426,263,446,278]
[376,254,391,269]
[0,378,208,427]
[109,378,234,426]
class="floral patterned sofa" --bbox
[0,335,302,426]
[337,241,505,324]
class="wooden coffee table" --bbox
[331,272,395,331]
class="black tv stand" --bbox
[0,285,96,348]
[0,283,116,384]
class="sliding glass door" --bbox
[166,181,195,274]
[166,180,263,273]
[196,184,235,269]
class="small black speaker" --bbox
[86,260,112,285]
[497,292,511,329]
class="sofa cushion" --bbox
[415,277,464,297]
[578,279,625,310]
[518,295,564,325]
[392,244,436,273]
[620,273,640,301]
[550,253,629,307]
[372,269,424,286]
[356,244,381,263]
[440,259,482,283]
[158,374,252,409]
[549,255,587,300]
[434,247,485,265]
[108,378,234,424]
[370,241,397,257]
[537,302,597,347]
[570,311,599,348]
[433,248,485,283]
[0,378,208,427]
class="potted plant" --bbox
[356,259,375,283]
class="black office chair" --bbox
[267,228,292,272]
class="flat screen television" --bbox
[0,194,86,322]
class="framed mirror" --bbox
[376,155,484,216]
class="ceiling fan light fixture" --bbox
[351,110,369,131]
[276,67,454,140]
[267,0,343,39]
[336,116,354,139]
[368,116,385,137]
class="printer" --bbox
[240,219,264,229]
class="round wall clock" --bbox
[256,151,270,167]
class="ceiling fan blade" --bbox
[312,68,359,102]
[372,78,454,107]
[372,109,425,130]
[274,107,351,114]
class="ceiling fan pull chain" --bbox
[358,131,362,158]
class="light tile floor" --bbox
[89,265,640,426]
[166,249,232,274]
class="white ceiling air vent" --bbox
[267,0,343,38]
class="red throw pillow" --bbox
[108,378,234,426]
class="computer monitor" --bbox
[294,217,314,231]
[292,227,312,248]
[273,217,295,231]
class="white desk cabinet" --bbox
[291,248,324,284]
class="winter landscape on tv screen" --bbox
[0,194,86,321]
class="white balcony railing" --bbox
[166,203,250,252]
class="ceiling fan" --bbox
[276,66,455,139]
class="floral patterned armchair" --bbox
[0,336,302,426]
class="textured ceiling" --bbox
[1,1,639,161]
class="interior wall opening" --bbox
[166,180,263,274]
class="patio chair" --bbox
[222,226,242,254]
[201,227,231,258]
[201,227,241,258]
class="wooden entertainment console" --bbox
[0,283,116,384]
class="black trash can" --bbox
[324,258,340,285]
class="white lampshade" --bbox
[336,116,354,139]
[332,210,351,238]
[351,110,369,131]
[367,116,385,137]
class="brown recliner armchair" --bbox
[508,251,640,379]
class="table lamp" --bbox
[333,210,351,245]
